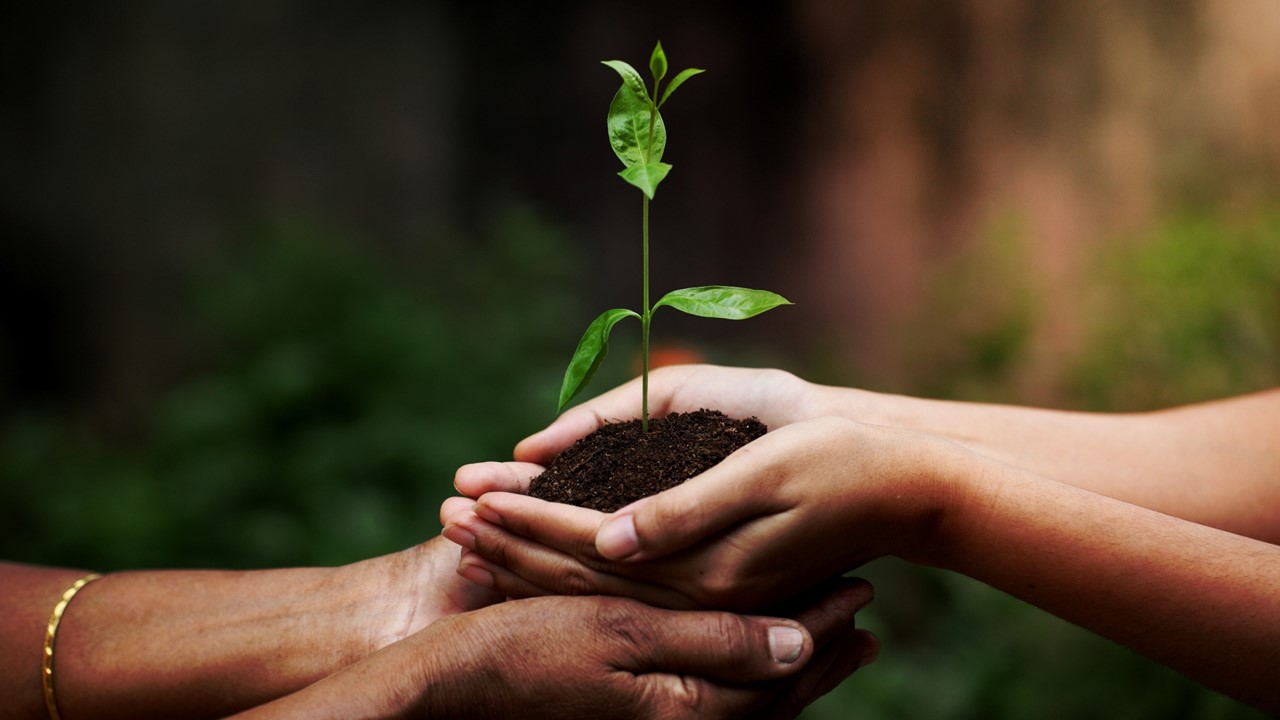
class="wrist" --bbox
[357,537,505,654]
[396,614,474,719]
[808,382,902,427]
[232,623,448,720]
[346,542,437,654]
[902,442,999,570]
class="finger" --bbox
[439,496,475,527]
[451,511,697,609]
[843,628,880,673]
[516,364,805,465]
[453,461,544,498]
[595,432,784,561]
[514,403,623,465]
[752,627,879,720]
[456,551,555,600]
[747,631,846,720]
[747,579,877,720]
[608,603,814,681]
[475,491,608,562]
[515,363,712,463]
[635,675,770,720]
[802,628,879,704]
[779,577,875,647]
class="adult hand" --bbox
[357,534,505,651]
[444,417,967,611]
[233,578,878,719]
[511,365,821,467]
[0,536,506,720]
[445,364,825,524]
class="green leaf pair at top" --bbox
[602,41,702,199]
[558,42,791,430]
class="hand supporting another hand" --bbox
[233,578,878,720]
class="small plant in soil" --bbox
[529,43,788,511]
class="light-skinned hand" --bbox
[444,416,964,611]
[509,365,823,468]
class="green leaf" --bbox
[558,308,641,412]
[618,162,672,199]
[654,286,792,319]
[649,41,668,83]
[658,67,705,108]
[601,60,649,105]
[606,84,666,168]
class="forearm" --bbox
[0,559,404,720]
[818,384,1280,541]
[225,637,423,720]
[226,613,466,720]
[0,565,96,720]
[933,456,1280,713]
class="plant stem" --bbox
[640,85,659,433]
[641,193,651,432]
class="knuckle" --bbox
[630,678,703,720]
[818,415,863,442]
[590,596,636,631]
[815,413,856,432]
[663,675,708,717]
[763,366,800,388]
[709,612,753,654]
[572,533,606,564]
[471,525,515,567]
[648,493,699,533]
[695,566,743,608]
[592,599,656,648]
[557,562,598,596]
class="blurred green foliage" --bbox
[897,216,1038,404]
[1,206,1275,718]
[0,204,586,570]
[1073,211,1280,410]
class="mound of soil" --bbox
[527,409,767,512]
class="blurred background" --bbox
[2,1,1277,717]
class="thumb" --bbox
[515,375,647,464]
[514,406,605,465]
[613,605,814,681]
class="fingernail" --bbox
[769,626,805,664]
[596,514,639,560]
[474,503,502,526]
[458,563,493,589]
[442,524,477,551]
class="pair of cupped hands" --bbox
[437,364,968,717]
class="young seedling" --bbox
[558,42,790,430]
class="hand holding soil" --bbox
[514,365,820,467]
[475,366,820,516]
[447,413,959,611]
[445,364,929,612]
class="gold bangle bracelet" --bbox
[42,573,101,720]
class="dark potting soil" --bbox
[527,409,767,512]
